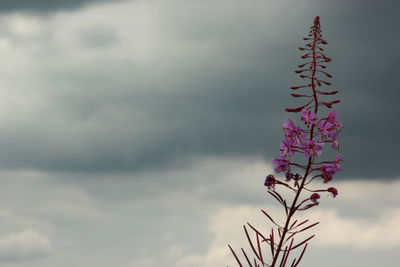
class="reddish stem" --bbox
[270,16,321,267]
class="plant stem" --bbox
[270,21,320,267]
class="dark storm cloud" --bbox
[0,0,398,179]
[0,0,124,14]
[311,0,400,178]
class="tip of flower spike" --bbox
[313,17,321,29]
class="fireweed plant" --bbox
[228,16,343,267]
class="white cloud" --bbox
[0,155,396,267]
[310,208,400,249]
[338,180,400,203]
[0,229,51,262]
[168,175,400,267]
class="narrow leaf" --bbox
[279,245,289,267]
[298,222,319,233]
[294,219,309,229]
[228,245,243,267]
[270,229,275,257]
[243,225,262,263]
[261,209,281,228]
[291,235,315,250]
[256,233,264,265]
[293,243,308,267]
[267,191,284,206]
[282,239,294,266]
[246,223,267,241]
[241,248,253,267]
[289,220,298,230]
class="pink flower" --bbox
[272,156,290,173]
[317,111,343,140]
[301,108,316,126]
[317,120,334,138]
[327,111,343,130]
[335,154,343,162]
[327,111,338,122]
[320,164,336,183]
[302,139,324,158]
[283,119,301,138]
[280,138,297,157]
[332,140,340,150]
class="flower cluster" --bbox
[272,109,343,182]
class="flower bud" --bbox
[310,193,321,203]
[285,172,294,181]
[327,187,338,197]
[264,175,276,190]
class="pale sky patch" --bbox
[0,229,51,262]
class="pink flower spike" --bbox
[327,187,338,197]
[301,108,316,127]
[231,17,343,267]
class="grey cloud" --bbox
[78,24,118,48]
[0,0,397,178]
[0,0,125,14]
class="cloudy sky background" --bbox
[0,0,398,266]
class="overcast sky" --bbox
[0,0,398,267]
